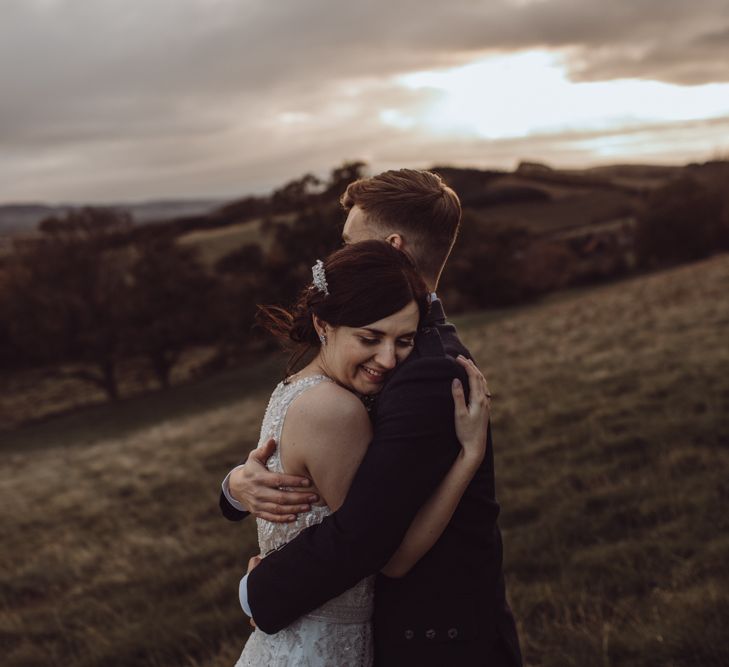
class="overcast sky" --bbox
[2,0,728,203]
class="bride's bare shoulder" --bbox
[287,380,369,431]
[282,381,372,508]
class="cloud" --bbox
[1,0,728,201]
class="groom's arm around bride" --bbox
[221,168,522,666]
[245,323,521,665]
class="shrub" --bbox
[635,176,729,267]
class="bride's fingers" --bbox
[476,364,489,397]
[459,356,492,409]
[451,378,467,418]
[466,357,486,390]
[456,356,485,410]
[480,369,492,405]
[481,374,490,402]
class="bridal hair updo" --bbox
[258,240,429,375]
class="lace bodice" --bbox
[254,374,374,624]
[236,374,375,666]
[255,375,334,557]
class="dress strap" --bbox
[262,374,334,473]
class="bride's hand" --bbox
[451,355,491,469]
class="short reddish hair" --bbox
[341,169,462,283]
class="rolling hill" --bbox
[2,253,728,666]
[0,199,223,236]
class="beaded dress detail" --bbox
[236,375,375,667]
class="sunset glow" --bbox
[2,1,728,202]
[390,51,729,140]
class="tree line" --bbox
[0,165,353,400]
[1,161,728,402]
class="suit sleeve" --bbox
[247,355,467,634]
[219,490,249,521]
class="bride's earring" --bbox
[318,332,327,346]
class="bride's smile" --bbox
[314,299,420,395]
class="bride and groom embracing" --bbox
[220,170,523,666]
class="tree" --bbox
[264,203,343,304]
[323,161,367,200]
[127,237,214,389]
[213,258,266,358]
[635,176,728,267]
[441,213,534,309]
[6,208,133,400]
[271,173,323,213]
[0,269,21,371]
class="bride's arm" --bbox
[281,383,373,512]
[381,357,490,578]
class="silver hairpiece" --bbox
[311,259,329,296]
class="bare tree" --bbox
[127,237,213,388]
[6,208,133,400]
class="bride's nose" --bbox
[374,344,397,370]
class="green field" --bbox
[2,254,728,666]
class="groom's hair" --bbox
[341,169,461,285]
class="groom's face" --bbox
[341,205,383,245]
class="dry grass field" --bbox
[468,255,729,666]
[2,254,728,666]
[177,213,295,269]
[469,188,637,236]
[177,220,263,268]
[0,347,223,431]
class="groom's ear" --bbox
[385,233,404,251]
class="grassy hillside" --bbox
[470,255,729,666]
[2,254,728,666]
[178,219,262,267]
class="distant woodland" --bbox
[1,159,728,410]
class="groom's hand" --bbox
[229,438,318,523]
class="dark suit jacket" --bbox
[220,300,522,666]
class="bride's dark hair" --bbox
[258,240,429,375]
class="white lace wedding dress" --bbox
[235,375,375,667]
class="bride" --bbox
[235,240,491,666]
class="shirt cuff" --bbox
[239,573,252,617]
[222,465,248,512]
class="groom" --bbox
[220,169,522,666]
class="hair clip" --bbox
[311,259,329,296]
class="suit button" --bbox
[448,628,458,639]
[404,630,414,640]
[425,629,436,639]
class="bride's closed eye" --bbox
[358,336,380,346]
[357,336,413,348]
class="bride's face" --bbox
[319,300,419,395]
